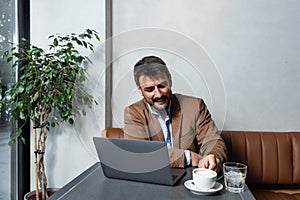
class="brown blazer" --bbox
[124,93,227,168]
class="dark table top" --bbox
[49,162,255,200]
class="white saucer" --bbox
[184,180,223,195]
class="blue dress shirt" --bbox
[148,103,191,166]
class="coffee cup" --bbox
[192,168,217,190]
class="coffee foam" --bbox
[194,169,216,177]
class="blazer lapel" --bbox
[170,94,182,148]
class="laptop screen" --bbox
[93,137,185,185]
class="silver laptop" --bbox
[93,137,186,186]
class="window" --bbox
[1,0,30,199]
[0,0,17,199]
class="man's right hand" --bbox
[190,151,221,172]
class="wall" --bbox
[111,0,300,131]
[30,0,106,188]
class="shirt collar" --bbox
[148,100,171,118]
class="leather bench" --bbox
[222,131,300,200]
[102,128,300,199]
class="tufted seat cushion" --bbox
[221,131,300,186]
[221,131,300,200]
[252,190,300,200]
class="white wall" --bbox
[30,0,106,189]
[112,0,300,131]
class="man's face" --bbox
[138,75,172,111]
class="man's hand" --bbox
[198,154,221,172]
[190,152,221,172]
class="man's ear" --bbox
[137,86,143,96]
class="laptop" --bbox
[93,137,186,186]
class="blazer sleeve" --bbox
[124,105,149,140]
[195,99,227,165]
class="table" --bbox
[49,162,255,200]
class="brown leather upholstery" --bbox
[102,128,124,138]
[221,131,300,200]
[102,128,300,199]
[252,190,300,200]
[221,131,300,186]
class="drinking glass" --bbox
[223,162,247,193]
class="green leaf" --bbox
[19,112,26,120]
[4,50,10,57]
[15,129,22,137]
[20,136,26,144]
[26,85,33,93]
[76,39,83,46]
[51,122,56,127]
[8,139,16,146]
[94,33,100,41]
[48,71,53,79]
[16,102,23,108]
[33,92,39,101]
[7,57,13,62]
[66,88,71,94]
[86,29,92,35]
[62,111,69,118]
[82,41,87,48]
[54,38,58,46]
[68,118,74,125]
[18,85,25,93]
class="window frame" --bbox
[15,0,31,199]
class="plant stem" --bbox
[39,112,48,200]
[33,122,39,200]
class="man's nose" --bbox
[153,87,162,98]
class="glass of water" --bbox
[223,162,247,193]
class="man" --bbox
[124,56,227,172]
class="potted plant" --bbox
[1,29,100,200]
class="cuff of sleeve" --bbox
[184,150,191,166]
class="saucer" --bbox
[184,180,223,195]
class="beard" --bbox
[149,94,170,111]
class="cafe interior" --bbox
[0,0,299,199]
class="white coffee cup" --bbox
[192,168,217,190]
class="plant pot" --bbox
[24,188,59,200]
